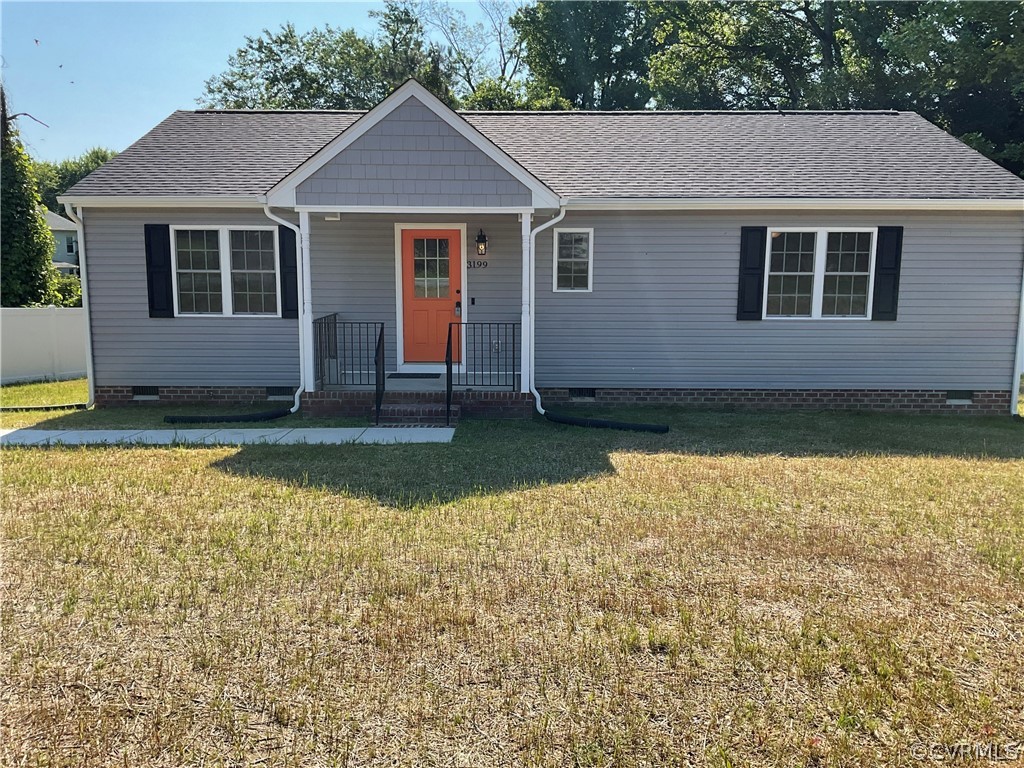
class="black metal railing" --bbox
[373,324,385,424]
[313,314,386,390]
[446,322,520,426]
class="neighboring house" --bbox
[45,210,80,276]
[59,80,1024,418]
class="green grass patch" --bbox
[0,377,88,408]
[2,407,1023,765]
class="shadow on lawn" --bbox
[209,408,1024,508]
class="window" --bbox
[553,229,593,292]
[764,227,875,319]
[66,237,76,255]
[412,237,450,298]
[171,226,280,317]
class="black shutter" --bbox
[872,226,903,321]
[279,225,298,319]
[737,226,767,320]
[144,224,173,318]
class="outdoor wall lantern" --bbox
[476,229,488,256]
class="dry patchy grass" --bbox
[2,410,1023,766]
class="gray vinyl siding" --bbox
[83,208,299,387]
[309,214,522,370]
[534,210,1024,390]
[296,97,532,208]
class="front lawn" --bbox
[2,408,1022,766]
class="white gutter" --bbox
[527,208,567,414]
[560,197,1024,212]
[1012,253,1024,417]
[61,204,95,407]
[263,206,305,413]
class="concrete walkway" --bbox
[0,426,455,447]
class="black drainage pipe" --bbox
[543,410,669,434]
[163,408,292,425]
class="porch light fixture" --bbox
[476,229,488,256]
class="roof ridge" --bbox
[189,108,903,117]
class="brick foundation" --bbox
[95,385,284,407]
[539,388,1013,415]
[94,385,1012,417]
[301,389,535,419]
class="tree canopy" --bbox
[33,147,118,214]
[1,88,58,307]
[200,0,1023,176]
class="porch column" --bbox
[299,210,315,391]
[520,211,532,394]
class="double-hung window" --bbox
[171,226,280,317]
[764,228,876,319]
[553,229,593,292]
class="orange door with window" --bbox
[402,229,462,363]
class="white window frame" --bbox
[552,228,594,293]
[762,226,877,320]
[170,225,282,318]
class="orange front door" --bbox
[402,229,462,363]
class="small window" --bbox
[175,229,223,315]
[171,226,279,317]
[230,230,278,315]
[766,232,816,317]
[66,237,76,255]
[553,229,593,292]
[763,227,876,319]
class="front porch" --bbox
[308,312,532,423]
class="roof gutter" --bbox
[560,197,1024,212]
[527,207,567,414]
[60,204,95,408]
[262,206,305,413]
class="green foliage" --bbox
[511,1,654,109]
[202,1,456,109]
[1,90,57,308]
[461,77,572,111]
[43,273,83,308]
[33,147,118,214]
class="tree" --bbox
[201,2,457,110]
[1,87,57,307]
[461,77,572,110]
[33,147,118,214]
[511,1,654,109]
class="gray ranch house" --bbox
[59,80,1024,420]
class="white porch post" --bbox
[299,210,315,391]
[520,211,532,394]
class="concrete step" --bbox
[378,402,459,425]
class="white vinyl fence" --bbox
[0,306,88,384]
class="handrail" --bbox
[312,315,382,389]
[374,324,385,425]
[445,323,454,427]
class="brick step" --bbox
[378,402,459,425]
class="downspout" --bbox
[62,204,95,407]
[263,205,305,413]
[527,208,566,414]
[1012,250,1024,417]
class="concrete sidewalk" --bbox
[0,426,455,447]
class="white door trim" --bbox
[394,223,468,372]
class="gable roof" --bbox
[45,210,76,230]
[65,105,1024,204]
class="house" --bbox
[45,211,80,276]
[58,80,1024,419]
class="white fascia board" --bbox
[265,79,561,210]
[57,195,263,208]
[561,197,1024,212]
[295,205,535,215]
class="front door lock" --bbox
[454,300,462,317]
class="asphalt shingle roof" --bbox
[67,108,1024,201]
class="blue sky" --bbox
[2,1,481,162]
